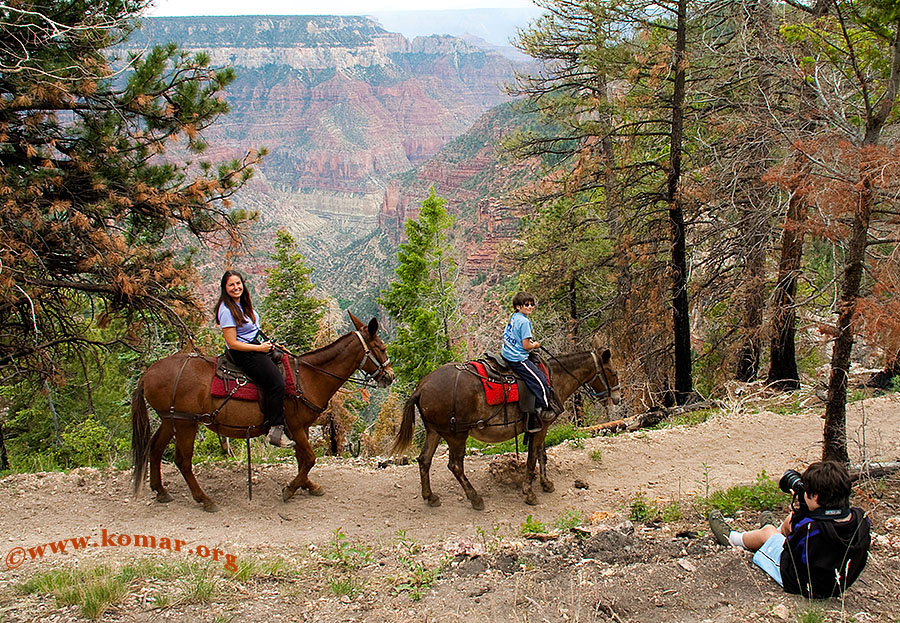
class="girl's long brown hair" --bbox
[214,270,255,327]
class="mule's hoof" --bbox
[308,485,325,497]
[542,481,555,493]
[471,496,485,511]
[524,493,538,506]
[282,486,295,502]
[203,502,220,513]
[156,492,174,503]
[426,496,442,507]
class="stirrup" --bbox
[267,425,295,449]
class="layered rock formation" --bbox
[130,16,520,196]
[378,101,538,275]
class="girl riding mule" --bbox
[391,335,620,510]
[131,313,394,512]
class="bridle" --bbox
[587,351,620,399]
[353,330,391,384]
[540,347,619,399]
[294,330,390,386]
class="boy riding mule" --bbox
[391,335,620,510]
[131,313,394,512]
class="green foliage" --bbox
[795,607,826,623]
[520,514,548,535]
[380,189,464,388]
[891,376,900,392]
[465,422,588,454]
[59,415,112,467]
[20,565,131,620]
[392,529,446,601]
[0,0,259,390]
[589,448,603,462]
[322,528,372,570]
[628,493,657,523]
[660,501,684,522]
[649,408,719,430]
[2,334,144,471]
[695,472,786,516]
[553,509,583,531]
[329,575,366,598]
[262,229,326,351]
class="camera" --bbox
[780,469,809,513]
[779,469,805,496]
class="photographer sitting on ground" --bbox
[708,460,871,599]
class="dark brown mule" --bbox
[392,335,620,510]
[132,313,394,512]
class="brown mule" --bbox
[131,313,394,512]
[391,335,620,510]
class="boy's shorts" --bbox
[752,533,785,587]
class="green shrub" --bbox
[520,514,548,535]
[628,493,657,522]
[660,501,683,522]
[60,415,111,467]
[553,509,583,531]
[696,472,786,516]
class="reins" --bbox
[540,347,619,398]
[293,331,391,388]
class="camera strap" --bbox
[804,507,851,522]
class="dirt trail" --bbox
[1,394,897,555]
[1,394,899,623]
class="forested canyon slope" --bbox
[122,15,528,310]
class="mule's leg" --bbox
[446,437,484,511]
[282,427,321,502]
[538,439,554,493]
[522,433,540,506]
[172,422,218,512]
[148,419,176,503]
[417,427,443,507]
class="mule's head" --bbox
[349,312,395,387]
[590,335,621,405]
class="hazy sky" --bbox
[147,0,539,17]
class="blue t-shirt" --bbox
[501,311,532,362]
[217,302,261,346]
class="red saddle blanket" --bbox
[471,361,519,405]
[209,360,298,401]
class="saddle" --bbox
[209,351,298,402]
[469,351,548,414]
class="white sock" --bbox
[729,531,746,549]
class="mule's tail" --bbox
[390,389,421,455]
[131,377,152,496]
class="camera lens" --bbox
[779,469,804,494]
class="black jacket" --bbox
[780,507,870,598]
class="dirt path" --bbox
[0,394,898,622]
[2,394,897,556]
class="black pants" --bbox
[229,350,285,426]
[507,359,550,410]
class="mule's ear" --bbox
[601,348,611,363]
[348,311,364,330]
[591,333,603,352]
[368,317,379,337]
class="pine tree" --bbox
[262,229,325,352]
[0,0,261,386]
[379,189,464,388]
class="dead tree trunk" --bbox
[668,0,694,404]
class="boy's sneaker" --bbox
[759,511,778,528]
[708,510,732,546]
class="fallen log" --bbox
[851,461,900,481]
